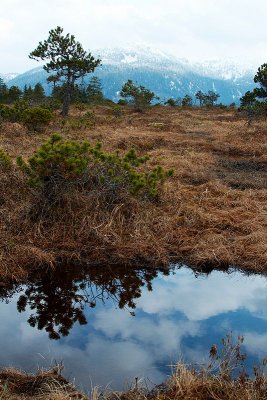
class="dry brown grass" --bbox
[0,367,87,399]
[145,363,267,400]
[1,363,267,400]
[0,105,267,282]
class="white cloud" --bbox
[0,298,165,390]
[0,18,13,40]
[137,269,267,321]
[1,267,267,390]
[0,0,266,72]
[93,309,201,356]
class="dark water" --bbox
[1,264,267,392]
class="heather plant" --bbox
[60,112,96,132]
[74,102,87,116]
[112,105,123,117]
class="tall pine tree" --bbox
[29,26,101,116]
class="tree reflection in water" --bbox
[15,264,169,340]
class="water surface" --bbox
[1,265,267,392]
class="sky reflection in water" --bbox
[1,265,267,391]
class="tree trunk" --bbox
[61,86,71,116]
[61,78,73,116]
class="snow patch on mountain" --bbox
[93,46,255,81]
[121,54,138,64]
[3,46,256,105]
[0,73,19,82]
[192,59,255,81]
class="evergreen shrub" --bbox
[0,147,11,170]
[21,107,53,131]
[0,101,52,131]
[17,134,174,201]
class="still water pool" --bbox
[1,265,267,391]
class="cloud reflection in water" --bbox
[1,266,267,390]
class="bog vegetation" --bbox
[0,26,267,400]
[0,25,266,279]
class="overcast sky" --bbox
[0,0,266,73]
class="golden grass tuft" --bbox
[0,105,267,282]
[1,360,267,400]
[0,367,87,399]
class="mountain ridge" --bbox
[0,72,19,82]
[3,46,256,104]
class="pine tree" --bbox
[195,90,205,107]
[207,90,220,106]
[23,85,34,103]
[33,83,46,104]
[86,76,104,104]
[7,86,22,103]
[120,80,156,112]
[0,78,8,103]
[240,62,267,122]
[29,26,101,116]
[254,63,267,100]
[240,91,257,107]
[47,75,60,89]
[182,95,193,107]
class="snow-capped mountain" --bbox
[191,59,255,81]
[95,46,187,71]
[5,46,256,104]
[0,72,19,82]
[96,46,255,78]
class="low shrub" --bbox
[117,99,128,106]
[21,107,53,131]
[42,98,62,112]
[113,105,123,118]
[239,101,267,125]
[60,112,96,132]
[0,147,11,170]
[17,133,89,187]
[17,134,174,202]
[165,98,177,107]
[0,101,52,131]
[0,104,19,122]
